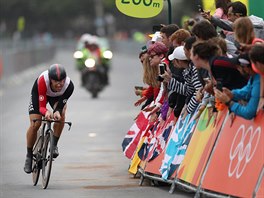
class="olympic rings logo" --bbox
[228,125,261,179]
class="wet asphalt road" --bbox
[0,48,193,198]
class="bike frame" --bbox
[32,118,72,189]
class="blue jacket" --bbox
[230,74,260,120]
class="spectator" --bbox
[135,45,154,110]
[144,42,169,119]
[249,44,264,76]
[163,46,203,114]
[170,29,191,48]
[160,24,179,48]
[213,0,231,20]
[200,1,248,55]
[209,36,229,56]
[201,1,247,32]
[233,17,264,53]
[214,54,260,119]
[249,44,264,105]
[191,40,248,90]
[160,24,187,119]
[134,53,159,109]
[191,20,218,41]
[134,42,168,121]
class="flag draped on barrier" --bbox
[159,109,197,180]
[122,111,150,159]
[145,113,175,162]
[176,107,226,186]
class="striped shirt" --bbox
[168,62,203,114]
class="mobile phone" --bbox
[159,63,165,75]
[198,5,204,12]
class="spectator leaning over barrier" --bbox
[145,42,169,120]
[249,44,264,108]
[191,20,218,42]
[135,42,168,121]
[214,53,261,120]
[190,40,249,120]
[162,45,203,115]
[200,1,247,33]
[160,24,179,48]
[135,45,154,110]
[165,29,192,120]
[249,44,264,77]
[191,40,248,91]
[191,20,218,79]
[134,50,159,110]
[170,29,191,48]
[233,17,264,53]
[213,0,231,20]
[190,20,216,116]
[160,24,187,120]
[160,24,184,84]
[200,1,247,55]
[210,36,229,57]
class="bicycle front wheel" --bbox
[32,128,44,186]
[42,130,54,189]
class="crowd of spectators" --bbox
[134,0,264,122]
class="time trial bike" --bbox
[31,118,72,189]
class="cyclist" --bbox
[24,64,74,174]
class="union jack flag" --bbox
[122,111,150,159]
[138,112,175,162]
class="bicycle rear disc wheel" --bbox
[32,133,43,186]
[42,131,54,189]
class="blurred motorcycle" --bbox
[73,34,113,98]
[79,55,112,98]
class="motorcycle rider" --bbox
[81,36,109,85]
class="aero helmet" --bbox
[48,64,66,81]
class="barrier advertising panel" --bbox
[177,107,228,186]
[202,110,264,197]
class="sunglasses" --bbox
[149,54,159,59]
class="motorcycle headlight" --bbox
[85,58,96,68]
[73,51,83,59]
[103,50,113,59]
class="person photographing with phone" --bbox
[134,42,168,120]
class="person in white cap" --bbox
[162,46,203,115]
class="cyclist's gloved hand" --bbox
[53,111,61,121]
[45,110,53,120]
